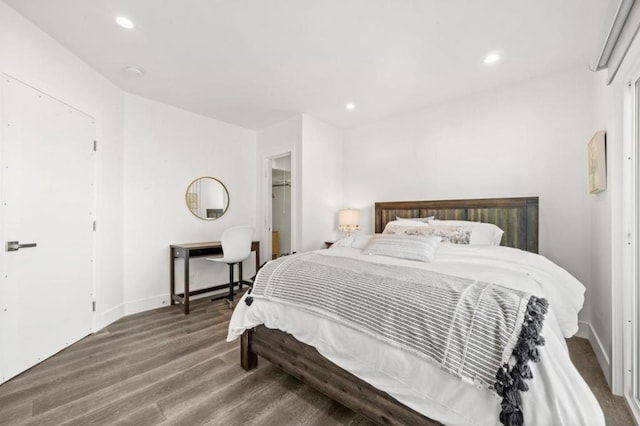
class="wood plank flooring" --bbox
[0,296,633,425]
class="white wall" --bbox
[301,114,345,250]
[0,0,261,322]
[123,93,256,314]
[344,67,597,325]
[0,1,125,330]
[256,115,302,262]
[594,31,640,396]
[589,70,615,385]
[256,114,344,257]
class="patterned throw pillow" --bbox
[431,219,503,245]
[383,223,471,245]
[362,234,441,262]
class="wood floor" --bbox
[0,296,633,425]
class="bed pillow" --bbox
[431,219,504,245]
[362,234,440,262]
[395,216,434,223]
[329,234,372,249]
[382,220,430,235]
[330,236,353,248]
[383,223,471,244]
[351,233,372,249]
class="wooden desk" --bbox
[170,241,260,314]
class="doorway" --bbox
[270,153,292,259]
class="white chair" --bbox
[207,226,254,307]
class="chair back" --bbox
[220,226,254,263]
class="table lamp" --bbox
[338,208,360,236]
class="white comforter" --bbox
[227,244,604,426]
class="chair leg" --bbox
[238,262,243,290]
[228,263,235,306]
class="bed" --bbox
[227,197,604,425]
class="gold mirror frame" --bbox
[185,176,230,220]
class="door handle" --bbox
[6,241,37,252]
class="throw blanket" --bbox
[246,252,547,426]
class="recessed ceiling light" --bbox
[115,16,135,29]
[346,103,356,110]
[122,66,144,77]
[484,53,501,64]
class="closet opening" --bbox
[270,153,292,259]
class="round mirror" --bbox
[185,177,230,220]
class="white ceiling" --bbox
[4,0,611,130]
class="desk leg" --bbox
[184,251,190,314]
[170,248,176,306]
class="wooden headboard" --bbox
[374,197,539,253]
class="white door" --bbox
[0,76,95,384]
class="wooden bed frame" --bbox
[240,197,539,425]
[375,197,539,252]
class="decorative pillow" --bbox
[425,225,471,244]
[395,216,435,223]
[431,220,504,245]
[362,234,441,262]
[384,224,471,244]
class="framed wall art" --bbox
[588,130,607,194]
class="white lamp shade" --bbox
[338,208,360,232]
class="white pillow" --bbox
[382,220,431,234]
[329,234,372,249]
[362,234,440,262]
[352,233,372,249]
[431,220,504,245]
[395,216,434,223]
[331,236,353,248]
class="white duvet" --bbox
[227,244,605,426]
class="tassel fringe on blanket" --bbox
[494,296,549,426]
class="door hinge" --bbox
[92,301,96,312]
[93,221,96,231]
[93,140,97,151]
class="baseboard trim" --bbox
[95,303,124,331]
[578,321,612,387]
[124,294,170,316]
[624,393,640,425]
[94,291,224,331]
[576,321,590,339]
[122,290,225,317]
